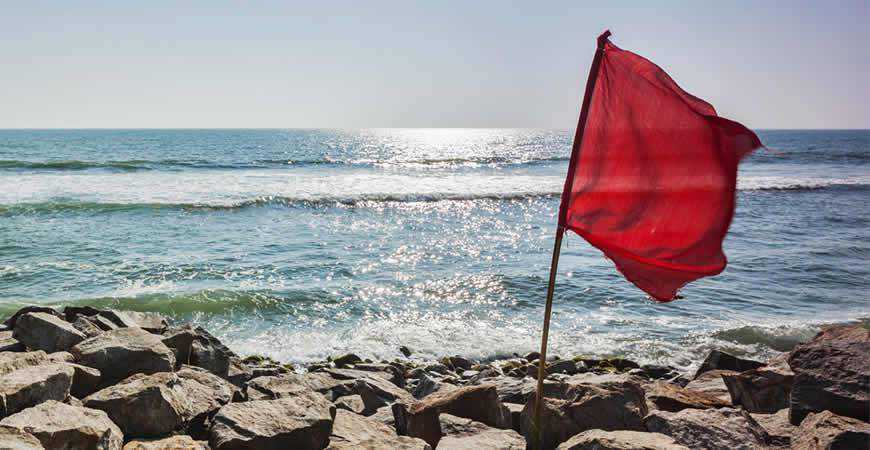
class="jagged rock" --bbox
[0,400,123,450]
[352,363,406,388]
[791,410,870,450]
[123,435,208,450]
[176,366,236,438]
[520,374,648,450]
[646,381,730,412]
[400,346,413,357]
[247,372,354,401]
[0,331,24,352]
[71,316,104,338]
[411,372,456,399]
[641,365,676,380]
[0,351,48,375]
[475,376,560,404]
[327,409,430,449]
[644,407,770,450]
[394,384,511,448]
[438,413,524,449]
[544,359,579,375]
[787,323,869,424]
[67,362,102,398]
[334,394,365,414]
[83,372,189,438]
[12,312,86,353]
[683,369,737,403]
[63,307,167,334]
[442,356,472,371]
[210,393,336,450]
[324,367,404,389]
[556,429,688,449]
[2,306,63,330]
[333,353,362,368]
[72,327,175,386]
[370,405,396,428]
[355,376,414,413]
[750,409,795,447]
[0,363,73,418]
[723,362,793,413]
[47,351,75,363]
[524,352,541,362]
[504,403,523,433]
[694,350,764,379]
[0,424,43,449]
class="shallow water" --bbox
[1,129,867,370]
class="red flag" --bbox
[560,31,762,301]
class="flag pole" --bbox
[533,29,611,444]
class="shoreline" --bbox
[1,305,867,449]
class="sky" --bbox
[1,1,867,129]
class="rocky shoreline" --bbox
[0,305,867,449]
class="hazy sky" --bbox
[2,1,867,129]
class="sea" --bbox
[1,129,867,370]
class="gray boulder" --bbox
[0,363,74,418]
[437,413,524,450]
[176,366,237,438]
[0,424,43,450]
[723,361,793,413]
[2,306,63,330]
[122,435,208,450]
[644,407,771,450]
[693,350,764,379]
[67,362,102,398]
[790,410,870,450]
[334,394,365,414]
[327,409,430,449]
[750,409,795,447]
[210,393,336,450]
[645,381,730,412]
[556,429,689,450]
[0,351,49,376]
[71,327,175,386]
[787,323,869,424]
[13,312,86,353]
[0,400,123,450]
[246,372,354,401]
[355,376,414,413]
[0,330,24,352]
[683,369,737,404]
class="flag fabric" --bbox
[560,32,762,301]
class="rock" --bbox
[504,403,523,433]
[349,363,406,388]
[0,363,73,418]
[411,372,455,399]
[333,353,362,368]
[646,381,730,412]
[71,327,175,386]
[524,352,541,362]
[643,407,771,450]
[750,409,795,447]
[787,322,869,424]
[123,435,208,450]
[176,366,236,438]
[641,365,676,380]
[520,374,648,450]
[247,372,354,402]
[83,372,189,438]
[400,346,413,358]
[370,406,396,428]
[476,376,560,404]
[0,351,49,375]
[327,409,430,449]
[324,367,404,389]
[355,376,414,413]
[693,350,764,379]
[683,369,737,404]
[0,400,123,450]
[443,356,472,371]
[210,393,336,450]
[334,394,365,414]
[47,351,75,363]
[0,424,43,450]
[556,429,688,450]
[2,306,63,330]
[723,363,793,413]
[545,359,579,375]
[64,307,167,334]
[394,384,511,448]
[12,312,86,353]
[791,410,870,450]
[437,413,524,449]
[71,316,106,338]
[0,331,24,352]
[67,362,102,398]
[162,324,246,385]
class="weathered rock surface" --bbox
[0,400,123,450]
[13,312,86,353]
[161,324,250,386]
[646,381,730,412]
[787,322,869,424]
[723,362,793,413]
[0,351,48,376]
[0,331,24,352]
[334,394,365,414]
[437,413,524,450]
[0,363,74,418]
[67,362,102,398]
[0,424,43,450]
[3,306,64,330]
[556,429,689,450]
[84,372,189,438]
[355,376,414,413]
[520,374,648,450]
[64,307,167,334]
[683,369,737,404]
[327,409,430,449]
[750,409,795,447]
[176,365,237,437]
[324,367,404,389]
[72,327,175,386]
[694,350,764,379]
[411,373,456,400]
[394,384,511,447]
[210,393,336,450]
[71,316,104,338]
[332,353,362,368]
[791,410,870,450]
[644,407,771,450]
[246,372,353,401]
[123,435,208,450]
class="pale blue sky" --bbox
[1,1,867,129]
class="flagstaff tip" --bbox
[597,30,612,48]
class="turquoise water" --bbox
[1,129,867,369]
